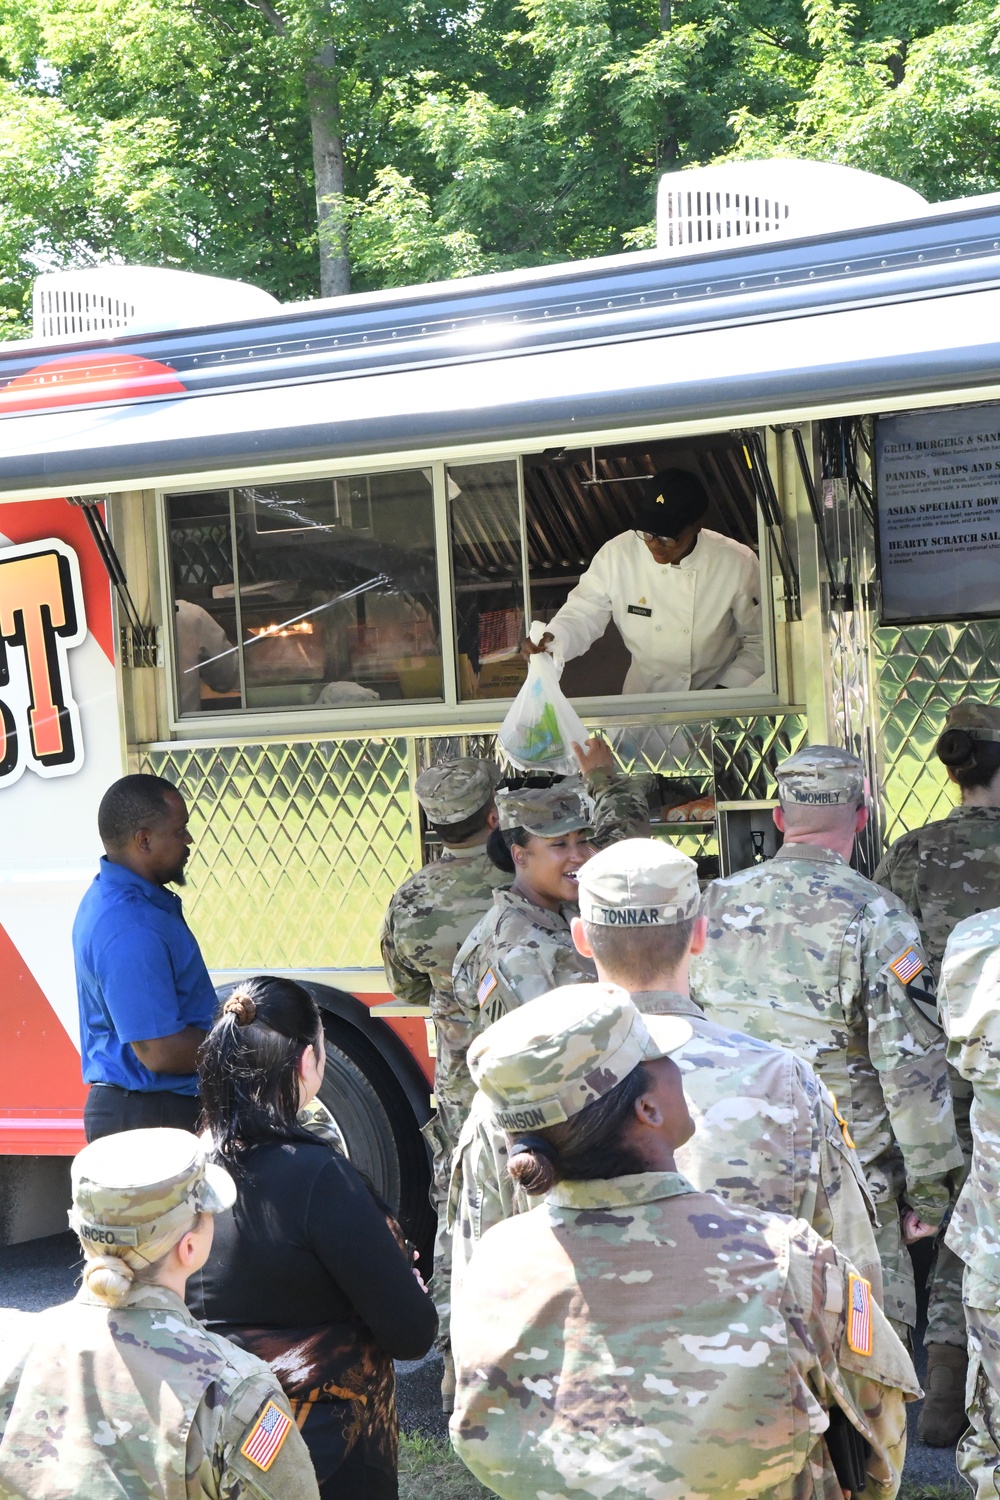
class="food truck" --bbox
[0,156,997,1245]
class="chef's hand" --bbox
[572,737,614,776]
[901,1208,938,1244]
[521,630,554,659]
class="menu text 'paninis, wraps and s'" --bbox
[876,405,1000,622]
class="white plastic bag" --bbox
[497,621,589,776]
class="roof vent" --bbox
[656,158,927,256]
[32,266,280,343]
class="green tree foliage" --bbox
[0,0,462,324]
[0,0,997,333]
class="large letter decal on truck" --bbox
[0,538,86,782]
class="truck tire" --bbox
[318,1019,435,1262]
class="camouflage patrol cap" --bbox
[468,982,691,1132]
[944,700,1000,743]
[496,776,594,837]
[577,837,700,927]
[415,758,502,825]
[70,1128,236,1253]
[775,744,865,807]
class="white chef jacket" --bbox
[175,599,240,713]
[546,528,765,694]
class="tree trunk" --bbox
[660,0,676,163]
[306,41,350,297]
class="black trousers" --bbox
[84,1084,202,1142]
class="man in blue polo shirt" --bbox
[73,774,218,1141]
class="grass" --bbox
[899,1486,966,1499]
[399,1432,494,1500]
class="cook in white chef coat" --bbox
[175,599,240,713]
[523,468,765,694]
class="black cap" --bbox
[635,469,710,537]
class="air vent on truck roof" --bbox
[32,265,280,343]
[656,158,928,256]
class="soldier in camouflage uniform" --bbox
[379,755,506,1399]
[450,984,920,1500]
[451,745,650,1043]
[938,909,1000,1497]
[689,745,963,1341]
[876,702,1000,977]
[0,1127,319,1500]
[448,837,882,1301]
[875,701,1000,1443]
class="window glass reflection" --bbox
[166,469,442,714]
[236,471,440,709]
[168,491,242,713]
[448,460,527,701]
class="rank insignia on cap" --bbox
[889,947,924,986]
[477,969,498,1009]
[241,1400,292,1471]
[846,1274,873,1356]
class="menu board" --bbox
[875,405,1000,623]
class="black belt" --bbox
[89,1083,196,1098]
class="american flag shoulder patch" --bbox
[847,1274,873,1356]
[240,1399,292,1472]
[889,946,925,986]
[477,969,498,1008]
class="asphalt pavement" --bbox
[0,1232,962,1489]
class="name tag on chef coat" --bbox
[627,604,652,617]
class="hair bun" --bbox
[223,989,257,1025]
[937,728,977,774]
[83,1253,135,1307]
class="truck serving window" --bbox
[523,435,764,699]
[166,470,441,715]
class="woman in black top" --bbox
[189,976,437,1500]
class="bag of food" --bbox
[497,622,589,776]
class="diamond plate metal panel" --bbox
[712,716,808,801]
[873,621,1000,846]
[141,739,413,969]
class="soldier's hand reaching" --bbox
[572,737,614,776]
[901,1207,938,1244]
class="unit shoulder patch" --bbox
[888,946,925,986]
[240,1399,292,1472]
[846,1274,873,1356]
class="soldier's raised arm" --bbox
[572,737,652,849]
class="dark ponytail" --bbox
[199,975,323,1164]
[506,1064,652,1195]
[486,825,531,874]
[937,729,1000,790]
